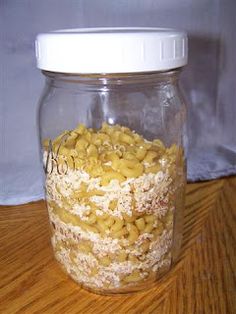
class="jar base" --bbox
[56,258,172,295]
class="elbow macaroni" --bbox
[44,122,183,292]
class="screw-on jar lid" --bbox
[35,27,187,74]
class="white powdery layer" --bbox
[46,168,173,219]
[50,211,122,256]
[46,166,175,289]
[50,213,172,289]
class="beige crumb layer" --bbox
[46,167,175,290]
[51,213,172,289]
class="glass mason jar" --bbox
[36,28,188,294]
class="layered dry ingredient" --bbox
[43,123,181,292]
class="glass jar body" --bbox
[38,70,187,294]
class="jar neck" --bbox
[42,69,182,87]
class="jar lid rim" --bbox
[35,27,188,73]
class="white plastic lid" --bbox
[35,27,188,74]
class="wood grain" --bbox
[0,177,235,314]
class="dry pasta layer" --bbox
[43,122,181,179]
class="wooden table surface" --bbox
[0,177,235,314]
